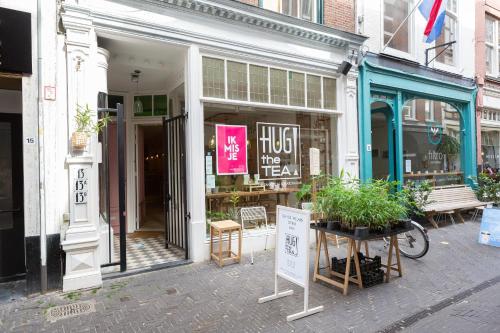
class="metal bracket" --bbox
[425,41,456,66]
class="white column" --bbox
[343,72,360,177]
[60,5,102,291]
[185,45,206,262]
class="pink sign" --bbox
[216,124,248,175]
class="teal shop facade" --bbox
[358,53,477,187]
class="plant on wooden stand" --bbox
[71,104,110,152]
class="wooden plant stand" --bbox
[210,220,242,267]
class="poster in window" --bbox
[257,122,301,180]
[216,124,248,175]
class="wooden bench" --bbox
[423,185,490,228]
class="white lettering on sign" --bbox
[257,122,301,180]
[224,136,240,160]
[74,168,89,204]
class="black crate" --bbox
[331,252,382,276]
[361,269,385,288]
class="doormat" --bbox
[46,300,96,323]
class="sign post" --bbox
[258,206,323,321]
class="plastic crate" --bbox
[331,252,382,276]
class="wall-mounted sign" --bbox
[216,124,248,175]
[74,168,89,204]
[0,8,32,74]
[257,122,301,180]
[427,122,443,145]
[479,207,500,247]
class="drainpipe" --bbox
[37,0,48,293]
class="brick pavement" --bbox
[1,221,499,333]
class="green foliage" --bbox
[295,183,312,203]
[400,180,433,217]
[227,191,240,221]
[74,104,110,134]
[314,174,408,230]
[437,134,460,155]
[206,210,230,221]
[475,173,500,204]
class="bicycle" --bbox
[383,220,429,259]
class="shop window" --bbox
[482,130,500,170]
[133,95,169,117]
[289,72,305,107]
[249,65,269,103]
[436,0,457,66]
[203,57,225,98]
[403,100,416,120]
[270,68,287,105]
[204,103,338,233]
[402,99,462,187]
[227,61,248,101]
[383,0,410,53]
[307,75,321,109]
[323,77,336,110]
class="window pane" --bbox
[383,0,409,52]
[301,0,313,21]
[289,72,305,107]
[323,77,337,110]
[154,95,168,116]
[282,0,298,17]
[486,17,494,43]
[403,99,463,186]
[486,45,493,74]
[227,61,248,101]
[448,0,457,13]
[436,14,456,65]
[249,65,269,103]
[133,95,153,116]
[306,75,321,108]
[482,130,500,170]
[202,57,225,98]
[270,68,287,105]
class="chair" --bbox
[239,206,268,264]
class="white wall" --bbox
[358,0,475,78]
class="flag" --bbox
[419,0,448,43]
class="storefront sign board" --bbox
[478,208,500,247]
[309,148,320,176]
[256,122,301,180]
[216,124,248,175]
[258,206,323,321]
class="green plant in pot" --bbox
[314,175,351,230]
[72,104,110,151]
[296,183,312,208]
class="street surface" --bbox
[1,221,499,333]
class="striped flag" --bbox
[419,0,448,43]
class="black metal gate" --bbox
[163,114,189,259]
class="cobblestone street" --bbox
[1,221,499,333]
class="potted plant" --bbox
[228,191,240,221]
[72,104,109,152]
[296,183,312,208]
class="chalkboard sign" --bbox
[0,7,32,74]
[478,208,500,247]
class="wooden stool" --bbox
[210,220,242,267]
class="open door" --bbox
[162,114,189,259]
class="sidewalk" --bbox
[1,221,499,333]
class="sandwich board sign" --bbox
[478,207,500,247]
[258,205,323,321]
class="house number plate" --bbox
[74,168,89,204]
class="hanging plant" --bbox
[71,104,109,151]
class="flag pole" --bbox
[382,0,424,52]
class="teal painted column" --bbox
[387,112,395,182]
[394,92,404,189]
[358,67,372,182]
[462,98,478,185]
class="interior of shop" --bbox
[98,35,187,272]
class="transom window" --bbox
[485,15,500,76]
[383,0,411,53]
[202,56,337,111]
[261,0,317,22]
[436,0,458,66]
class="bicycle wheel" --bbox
[397,221,429,259]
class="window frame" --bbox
[381,0,414,58]
[200,54,340,114]
[485,15,499,77]
[261,0,319,23]
[435,0,458,67]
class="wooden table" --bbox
[310,224,413,295]
[210,220,242,267]
[206,188,297,211]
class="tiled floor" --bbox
[108,231,185,272]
